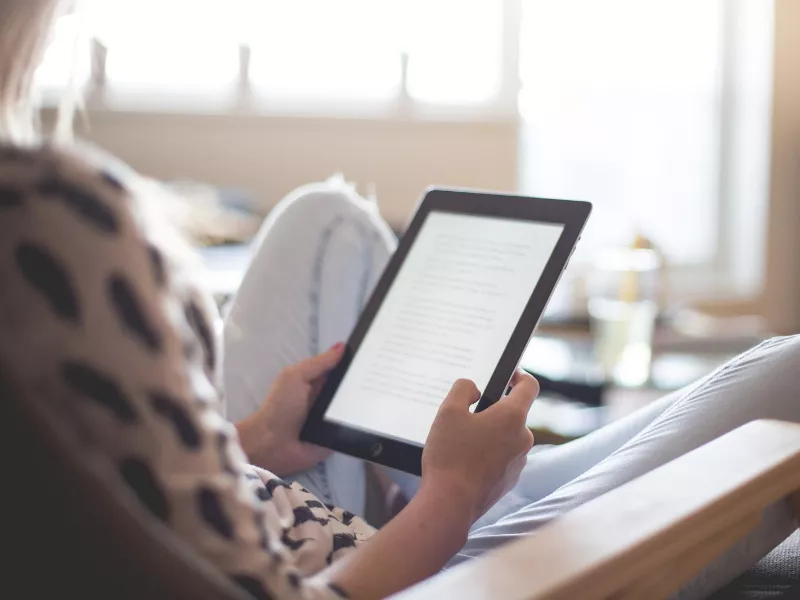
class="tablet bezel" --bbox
[301,188,591,475]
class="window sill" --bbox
[40,87,519,126]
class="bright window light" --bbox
[94,0,243,92]
[518,0,723,264]
[247,0,403,102]
[404,0,503,105]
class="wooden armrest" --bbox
[394,420,800,600]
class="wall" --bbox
[73,111,518,227]
[762,0,800,333]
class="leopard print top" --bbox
[0,144,376,600]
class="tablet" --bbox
[301,188,591,475]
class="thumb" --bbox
[504,369,540,414]
[296,343,345,380]
[442,379,481,411]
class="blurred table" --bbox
[520,331,756,443]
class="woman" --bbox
[2,2,798,599]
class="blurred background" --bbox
[40,0,800,440]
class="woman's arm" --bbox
[324,480,472,597]
[328,373,539,599]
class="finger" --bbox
[296,342,346,380]
[504,370,540,413]
[519,427,535,455]
[509,368,530,387]
[442,379,481,410]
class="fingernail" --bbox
[331,342,345,352]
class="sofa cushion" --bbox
[712,530,800,599]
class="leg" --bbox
[384,382,682,518]
[389,344,708,516]
[471,384,685,530]
[452,336,800,599]
[222,177,396,513]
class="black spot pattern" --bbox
[0,145,37,162]
[0,186,23,208]
[38,176,119,233]
[185,300,215,370]
[292,506,329,527]
[325,534,358,566]
[287,572,301,589]
[197,487,234,540]
[332,532,357,553]
[265,478,291,496]
[280,529,308,551]
[108,274,162,351]
[340,510,356,526]
[61,361,137,423]
[231,575,274,600]
[119,458,170,522]
[16,243,80,323]
[149,391,201,449]
[147,244,166,287]
[0,150,385,599]
[328,583,350,599]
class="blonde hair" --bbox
[0,0,69,145]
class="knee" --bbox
[728,334,800,403]
[252,177,396,274]
[752,334,800,367]
[271,177,383,235]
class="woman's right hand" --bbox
[421,370,539,523]
[330,371,539,599]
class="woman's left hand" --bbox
[236,343,345,475]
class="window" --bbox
[40,0,507,111]
[248,0,504,107]
[518,0,773,298]
[519,0,724,266]
[35,0,772,298]
[93,0,243,101]
[402,0,504,105]
[248,1,403,102]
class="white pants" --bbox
[223,181,800,599]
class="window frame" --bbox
[37,0,771,304]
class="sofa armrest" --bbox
[394,420,800,600]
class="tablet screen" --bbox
[325,211,564,446]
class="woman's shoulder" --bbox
[0,143,144,241]
[0,144,365,598]
[0,140,221,387]
[0,140,201,288]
